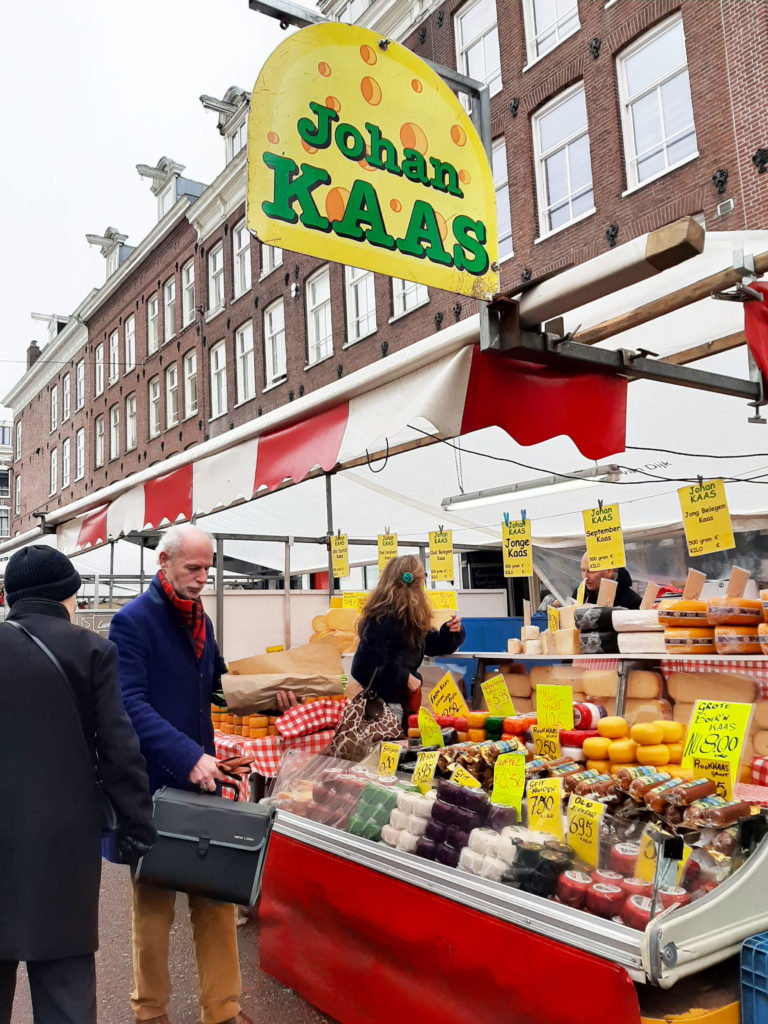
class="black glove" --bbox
[115,832,155,866]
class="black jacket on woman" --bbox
[351,614,466,705]
[0,599,155,961]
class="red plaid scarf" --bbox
[157,569,206,660]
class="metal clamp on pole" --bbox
[711,249,765,302]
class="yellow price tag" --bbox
[412,751,439,794]
[566,795,605,869]
[693,757,733,800]
[378,741,401,777]
[481,674,515,717]
[341,591,368,612]
[678,479,735,558]
[428,672,469,717]
[491,752,525,816]
[502,518,532,578]
[575,580,586,606]
[377,532,398,571]
[330,534,349,578]
[547,605,559,635]
[635,825,661,883]
[535,685,574,730]
[429,529,453,582]
[418,707,444,748]
[526,777,564,841]
[424,590,457,611]
[265,645,284,653]
[582,503,625,572]
[531,724,561,760]
[451,764,481,788]
[681,700,752,774]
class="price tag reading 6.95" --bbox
[566,794,605,869]
[412,750,439,794]
[526,777,564,841]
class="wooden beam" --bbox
[662,330,746,366]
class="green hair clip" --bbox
[402,571,414,584]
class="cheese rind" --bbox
[618,632,666,654]
[521,625,541,641]
[541,632,557,655]
[555,628,580,655]
[626,670,663,700]
[753,701,768,731]
[667,671,757,705]
[612,610,662,632]
[500,671,532,698]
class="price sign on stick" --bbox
[531,724,561,760]
[451,764,481,788]
[535,685,574,730]
[481,674,515,717]
[678,479,735,558]
[491,752,525,816]
[377,532,398,571]
[378,742,401,777]
[681,700,752,774]
[428,672,469,717]
[636,823,662,884]
[418,707,444,749]
[527,777,564,841]
[330,534,349,578]
[567,795,605,869]
[582,503,625,571]
[502,518,532,578]
[429,530,453,582]
[412,751,439,794]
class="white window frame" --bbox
[147,294,159,354]
[125,394,137,451]
[263,299,286,388]
[227,116,248,162]
[617,13,698,191]
[523,0,580,65]
[75,429,85,481]
[75,360,85,410]
[183,350,198,418]
[108,329,119,384]
[94,416,104,469]
[260,244,283,279]
[209,341,228,419]
[208,243,225,314]
[391,278,428,319]
[62,438,71,487]
[109,405,120,460]
[159,182,175,218]
[532,81,595,237]
[50,385,58,432]
[306,267,333,365]
[233,220,252,299]
[454,0,502,100]
[62,373,71,422]
[493,137,514,261]
[15,421,21,462]
[0,470,8,499]
[14,474,21,515]
[235,322,255,404]
[124,315,136,372]
[148,377,160,438]
[49,447,57,495]
[163,277,176,343]
[0,507,10,538]
[182,260,195,327]
[94,345,104,396]
[344,266,376,345]
[165,365,179,429]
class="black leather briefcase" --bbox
[135,787,276,907]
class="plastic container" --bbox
[741,931,768,1024]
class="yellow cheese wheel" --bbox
[597,716,629,739]
[654,720,684,743]
[707,597,763,626]
[468,728,486,743]
[714,625,762,655]
[326,607,359,631]
[582,736,612,760]
[636,744,670,766]
[666,742,684,764]
[664,628,716,654]
[630,722,664,745]
[586,759,611,774]
[666,764,694,781]
[608,738,638,763]
[657,599,708,627]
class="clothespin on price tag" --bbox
[481,674,515,716]
[451,764,481,788]
[531,724,561,759]
[640,582,659,610]
[682,569,706,600]
[418,707,444,748]
[491,752,525,817]
[582,503,626,573]
[566,795,605,869]
[412,751,439,794]
[378,742,401,777]
[526,777,564,841]
[693,757,733,800]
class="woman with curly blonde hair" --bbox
[351,554,465,730]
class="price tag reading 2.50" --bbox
[531,724,561,760]
[566,794,605,869]
[527,777,564,841]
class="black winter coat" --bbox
[0,599,155,961]
[351,615,466,705]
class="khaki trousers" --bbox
[130,876,241,1023]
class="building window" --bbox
[61,439,70,487]
[208,243,224,313]
[75,360,85,409]
[0,508,9,538]
[345,266,376,344]
[147,294,159,354]
[261,244,282,278]
[264,300,286,386]
[209,342,227,418]
[493,137,513,260]
[523,0,579,63]
[235,323,255,404]
[455,0,502,98]
[15,421,21,461]
[50,385,58,431]
[148,376,160,438]
[124,315,136,372]
[164,278,176,343]
[125,393,137,451]
[94,344,104,396]
[618,15,697,189]
[392,278,428,318]
[165,365,179,428]
[159,183,175,217]
[94,416,104,468]
[62,373,71,422]
[233,220,252,299]
[0,470,8,498]
[75,429,85,481]
[182,260,195,327]
[183,350,198,418]
[108,329,119,384]
[14,475,20,515]
[227,117,248,162]
[306,268,333,365]
[49,448,57,495]
[533,82,594,235]
[109,405,119,460]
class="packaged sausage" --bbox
[644,778,684,813]
[575,774,616,798]
[683,797,752,828]
[615,765,662,792]
[628,771,672,802]
[663,778,717,807]
[564,769,600,794]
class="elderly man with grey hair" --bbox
[109,523,252,1024]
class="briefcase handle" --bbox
[219,779,241,802]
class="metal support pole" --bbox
[108,542,114,607]
[325,474,334,601]
[284,538,292,650]
[94,573,100,611]
[216,536,225,656]
[139,539,145,594]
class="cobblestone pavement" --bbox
[10,860,336,1024]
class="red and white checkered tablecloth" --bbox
[215,727,338,797]
[660,658,768,701]
[275,699,345,738]
[752,757,768,786]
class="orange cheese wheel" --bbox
[657,599,708,627]
[630,722,664,745]
[636,744,670,766]
[664,628,715,654]
[249,716,269,729]
[249,727,268,739]
[467,711,489,729]
[597,716,629,739]
[759,623,768,654]
[714,625,762,655]
[654,720,684,743]
[608,738,638,763]
[707,597,763,626]
[407,728,421,738]
[456,731,469,742]
[221,724,234,735]
[666,742,684,764]
[586,758,611,774]
[583,736,612,760]
[468,728,486,742]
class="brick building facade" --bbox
[6,0,768,537]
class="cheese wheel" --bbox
[667,671,757,704]
[521,625,541,641]
[326,607,359,631]
[597,716,629,739]
[582,736,612,760]
[511,697,534,715]
[664,628,716,654]
[630,722,664,745]
[612,609,662,632]
[249,715,269,728]
[672,702,696,725]
[586,758,611,773]
[657,599,708,627]
[636,744,670,766]
[608,738,638,763]
[580,670,619,698]
[609,760,639,776]
[500,672,532,697]
[249,727,268,738]
[666,742,684,764]
[666,764,694,781]
[311,614,327,633]
[759,623,768,655]
[597,698,673,724]
[618,632,666,654]
[626,670,663,700]
[753,701,768,731]
[654,720,684,743]
[530,665,586,689]
[707,597,763,626]
[507,638,523,654]
[714,625,762,655]
[753,731,768,758]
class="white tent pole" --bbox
[284,539,292,649]
[215,536,224,656]
[108,543,114,607]
[325,474,334,601]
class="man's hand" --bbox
[276,690,299,713]
[189,752,228,792]
[444,614,462,632]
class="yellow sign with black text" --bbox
[678,479,735,558]
[527,777,564,841]
[583,503,625,571]
[429,530,453,582]
[502,518,532,578]
[377,533,398,571]
[330,534,349,578]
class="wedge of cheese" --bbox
[554,628,580,655]
[667,671,757,705]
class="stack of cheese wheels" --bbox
[309,606,359,653]
[659,598,714,653]
[581,668,672,725]
[583,716,690,777]
[630,720,685,766]
[612,609,665,654]
[708,597,763,655]
[466,710,489,743]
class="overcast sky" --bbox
[0,0,317,417]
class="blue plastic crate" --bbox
[741,932,768,1023]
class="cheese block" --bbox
[657,599,708,628]
[530,664,587,691]
[597,698,673,724]
[326,607,359,631]
[524,639,543,655]
[579,631,620,654]
[664,628,716,654]
[667,671,757,704]
[753,701,768,731]
[626,670,663,700]
[507,638,523,654]
[559,606,576,629]
[612,609,662,632]
[554,628,580,655]
[500,672,533,697]
[618,632,666,654]
[574,605,616,631]
[707,597,763,626]
[521,625,541,641]
[579,670,618,698]
[672,702,696,725]
[714,625,761,655]
[541,631,557,655]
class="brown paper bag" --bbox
[222,640,344,712]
